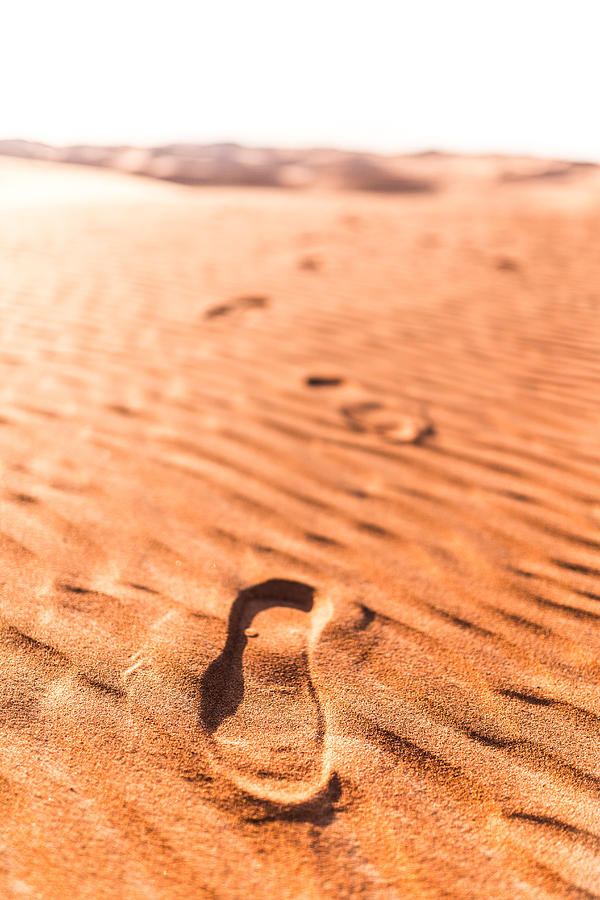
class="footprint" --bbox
[236,294,269,310]
[200,579,334,804]
[340,400,434,444]
[204,295,269,320]
[123,580,335,806]
[495,256,520,273]
[204,303,234,319]
[305,375,434,445]
[298,254,321,272]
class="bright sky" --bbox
[3,0,599,160]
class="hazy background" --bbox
[3,0,599,160]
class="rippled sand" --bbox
[0,157,599,898]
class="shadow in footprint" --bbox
[305,375,345,388]
[200,579,315,734]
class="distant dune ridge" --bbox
[1,138,597,192]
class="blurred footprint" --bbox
[204,294,269,320]
[304,374,434,445]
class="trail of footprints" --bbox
[200,282,434,448]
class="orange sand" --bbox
[0,156,599,898]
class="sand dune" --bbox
[0,139,438,191]
[0,157,599,897]
[4,139,599,195]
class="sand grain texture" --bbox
[0,158,599,898]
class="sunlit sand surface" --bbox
[0,156,599,898]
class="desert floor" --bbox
[0,157,599,899]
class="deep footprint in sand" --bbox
[123,580,335,805]
[305,375,434,444]
[199,579,334,803]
